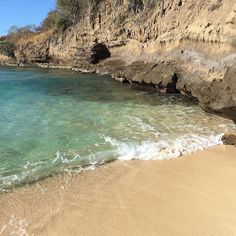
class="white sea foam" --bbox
[0,214,29,236]
[104,134,223,160]
[0,133,225,191]
[133,117,157,132]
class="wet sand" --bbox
[1,145,236,236]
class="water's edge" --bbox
[0,66,235,192]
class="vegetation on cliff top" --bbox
[1,0,165,57]
[3,0,165,36]
[41,0,102,31]
[41,0,164,31]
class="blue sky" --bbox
[0,0,56,36]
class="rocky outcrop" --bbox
[1,0,236,119]
[222,134,236,146]
[15,42,49,64]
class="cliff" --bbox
[1,0,236,118]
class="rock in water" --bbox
[222,134,236,146]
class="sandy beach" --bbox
[0,145,236,236]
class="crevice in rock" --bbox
[122,78,131,83]
[166,73,180,93]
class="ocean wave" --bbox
[104,134,223,160]
[0,133,223,191]
[0,149,115,191]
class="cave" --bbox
[89,43,111,64]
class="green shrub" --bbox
[57,0,84,24]
[128,0,144,12]
[145,0,157,9]
[56,17,71,31]
[0,41,15,58]
[55,0,103,30]
[41,11,60,31]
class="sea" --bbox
[0,66,235,191]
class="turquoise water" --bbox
[0,66,235,191]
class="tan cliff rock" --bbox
[1,0,236,118]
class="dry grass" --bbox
[14,29,54,46]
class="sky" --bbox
[0,0,56,36]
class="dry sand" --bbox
[0,145,236,236]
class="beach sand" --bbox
[0,145,236,236]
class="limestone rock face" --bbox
[15,42,49,64]
[2,0,236,116]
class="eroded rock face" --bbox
[15,42,49,64]
[110,61,181,93]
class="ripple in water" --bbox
[0,66,235,190]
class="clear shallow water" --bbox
[0,66,235,190]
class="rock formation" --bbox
[222,134,236,146]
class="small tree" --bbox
[8,24,39,39]
[8,25,20,35]
[41,10,60,31]
[57,0,82,24]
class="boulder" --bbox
[222,134,236,146]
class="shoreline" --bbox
[1,62,235,124]
[1,145,236,235]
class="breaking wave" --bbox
[0,133,223,191]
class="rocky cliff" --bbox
[1,0,236,119]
